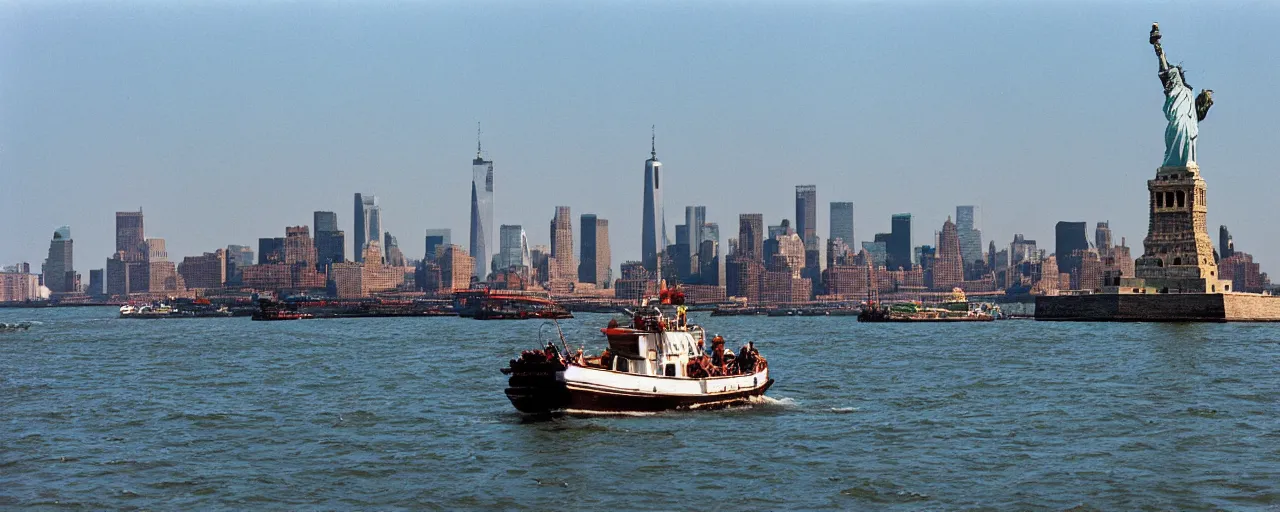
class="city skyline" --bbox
[4,3,1279,273]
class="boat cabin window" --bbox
[614,358,631,373]
[664,363,677,377]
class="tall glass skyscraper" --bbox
[955,205,983,268]
[353,194,381,263]
[795,185,817,250]
[470,141,494,279]
[830,202,854,246]
[888,213,912,270]
[498,225,529,271]
[641,133,665,277]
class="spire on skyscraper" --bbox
[476,122,482,159]
[651,125,656,159]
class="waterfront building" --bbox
[956,206,984,272]
[178,249,227,290]
[42,226,75,294]
[641,133,666,276]
[579,215,610,288]
[759,270,812,305]
[1220,253,1268,293]
[470,138,494,280]
[738,214,764,262]
[0,271,40,302]
[933,217,964,290]
[284,226,317,269]
[888,214,912,271]
[795,185,817,250]
[87,269,105,297]
[440,245,475,292]
[829,202,854,249]
[424,229,451,263]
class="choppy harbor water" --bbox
[1,307,1278,510]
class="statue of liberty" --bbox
[1150,23,1214,167]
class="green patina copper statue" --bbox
[1150,23,1214,167]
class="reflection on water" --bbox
[0,307,1277,509]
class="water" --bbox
[2,307,1278,510]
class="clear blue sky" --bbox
[3,1,1278,275]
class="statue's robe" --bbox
[1162,71,1198,167]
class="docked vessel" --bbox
[474,295,572,320]
[858,290,998,322]
[119,298,233,319]
[502,301,773,415]
[251,299,312,321]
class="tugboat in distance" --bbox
[501,284,773,415]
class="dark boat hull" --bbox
[505,375,774,414]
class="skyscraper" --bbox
[225,244,254,285]
[738,214,764,262]
[1219,225,1234,260]
[795,185,817,249]
[258,237,285,264]
[384,232,406,267]
[284,226,317,269]
[314,211,344,271]
[933,217,964,290]
[550,206,574,282]
[830,202,854,246]
[1055,221,1089,277]
[42,226,74,293]
[115,210,145,261]
[498,225,529,271]
[579,214,611,288]
[641,131,666,276]
[888,214,912,270]
[685,206,706,260]
[1095,221,1114,253]
[470,134,495,280]
[353,194,381,263]
[955,206,983,269]
[424,229,452,263]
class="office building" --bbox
[830,202,854,246]
[738,214,764,262]
[641,133,666,275]
[353,194,381,262]
[933,217,964,290]
[550,206,574,282]
[956,205,984,269]
[425,229,451,263]
[888,214,912,270]
[314,211,344,271]
[579,215,611,288]
[1055,221,1089,277]
[178,249,226,290]
[795,185,817,249]
[470,137,495,280]
[42,225,75,293]
[258,237,285,264]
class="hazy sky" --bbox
[3,1,1278,275]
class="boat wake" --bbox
[560,409,661,418]
[830,406,860,414]
[750,395,800,408]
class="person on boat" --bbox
[600,348,613,369]
[710,335,727,366]
[545,342,560,360]
[607,318,619,329]
[675,305,688,330]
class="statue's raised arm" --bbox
[1148,23,1214,167]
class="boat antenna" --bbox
[551,318,570,354]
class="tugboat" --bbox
[502,285,773,415]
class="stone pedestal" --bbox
[1119,163,1232,293]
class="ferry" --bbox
[474,295,572,320]
[502,287,773,414]
[858,289,998,322]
